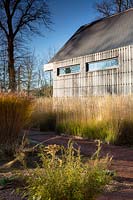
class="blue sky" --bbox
[31,0,100,62]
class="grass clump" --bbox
[0,94,32,155]
[116,120,133,145]
[23,141,112,200]
[56,121,110,140]
[32,96,133,145]
[31,97,56,131]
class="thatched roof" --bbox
[50,9,133,62]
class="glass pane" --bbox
[88,58,118,71]
[58,64,80,75]
[71,65,80,73]
[65,67,71,74]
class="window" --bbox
[86,58,118,72]
[44,70,53,86]
[57,64,80,76]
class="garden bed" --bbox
[0,131,133,200]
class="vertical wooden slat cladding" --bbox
[52,45,133,97]
[130,45,133,93]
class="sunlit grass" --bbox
[32,96,133,145]
[0,93,32,155]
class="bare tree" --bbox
[17,52,38,96]
[96,0,133,17]
[44,47,57,63]
[0,0,51,92]
[0,46,8,91]
[35,56,53,97]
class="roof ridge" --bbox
[103,7,133,20]
[83,8,133,28]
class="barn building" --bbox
[44,9,133,97]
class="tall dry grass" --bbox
[0,94,32,154]
[31,97,56,131]
[32,96,133,145]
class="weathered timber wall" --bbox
[52,45,133,97]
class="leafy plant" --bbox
[0,176,15,187]
[23,141,112,200]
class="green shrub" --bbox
[0,94,32,155]
[23,141,112,200]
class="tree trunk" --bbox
[27,81,31,96]
[17,65,22,93]
[8,38,16,92]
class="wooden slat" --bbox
[52,45,133,97]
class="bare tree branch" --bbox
[0,21,8,37]
[95,0,133,17]
[11,0,21,18]
[0,0,52,91]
